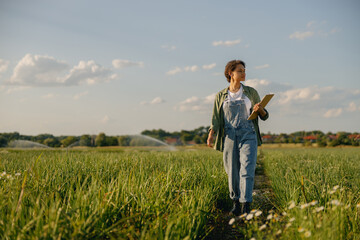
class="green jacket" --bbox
[209,85,269,151]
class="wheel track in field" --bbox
[203,150,276,240]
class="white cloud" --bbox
[212,39,241,47]
[203,63,216,70]
[150,97,165,104]
[166,65,199,75]
[289,31,314,40]
[112,59,144,69]
[64,60,116,86]
[175,93,215,112]
[307,21,316,28]
[101,115,109,124]
[140,96,165,105]
[6,86,30,94]
[9,54,69,86]
[290,21,339,40]
[6,54,116,87]
[247,79,360,119]
[167,64,215,75]
[184,65,199,72]
[161,45,176,51]
[324,108,342,118]
[254,64,270,69]
[42,93,56,99]
[0,59,9,73]
[278,87,319,105]
[166,67,182,75]
[73,91,88,100]
[329,28,340,34]
[346,102,357,112]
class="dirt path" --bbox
[204,151,276,240]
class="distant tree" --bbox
[180,133,193,144]
[201,133,208,144]
[118,136,131,146]
[328,139,340,147]
[61,136,78,147]
[0,136,7,147]
[34,134,55,144]
[193,135,202,144]
[351,139,359,146]
[316,136,327,147]
[79,135,92,146]
[44,138,61,147]
[106,136,118,146]
[95,133,107,147]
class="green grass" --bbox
[1,147,359,239]
[0,148,228,239]
[234,148,360,240]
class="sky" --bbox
[0,0,359,136]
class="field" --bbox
[0,147,359,239]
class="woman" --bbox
[207,60,269,216]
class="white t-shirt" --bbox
[226,85,252,116]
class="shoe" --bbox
[231,200,242,216]
[241,202,251,214]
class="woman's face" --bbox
[230,64,246,82]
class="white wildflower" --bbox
[282,211,287,216]
[329,190,336,195]
[310,200,318,206]
[259,224,267,231]
[315,206,324,212]
[288,201,296,209]
[255,210,262,217]
[276,230,282,235]
[300,203,310,209]
[239,213,247,218]
[304,231,311,238]
[289,217,295,222]
[332,185,339,190]
[356,203,360,208]
[246,213,254,220]
[331,200,340,206]
[15,173,21,176]
[316,223,322,228]
[1,171,6,177]
[267,214,273,220]
[250,238,256,240]
[252,192,257,196]
[228,218,236,225]
[298,227,305,233]
[250,209,257,214]
[285,223,292,228]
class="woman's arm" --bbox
[253,89,269,121]
[208,94,220,147]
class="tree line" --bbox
[0,127,358,148]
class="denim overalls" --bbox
[223,94,258,203]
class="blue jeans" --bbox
[222,98,258,203]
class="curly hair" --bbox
[224,60,246,82]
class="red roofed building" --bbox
[262,135,275,143]
[165,137,181,145]
[348,134,360,140]
[304,135,317,143]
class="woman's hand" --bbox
[207,130,214,148]
[253,103,266,118]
